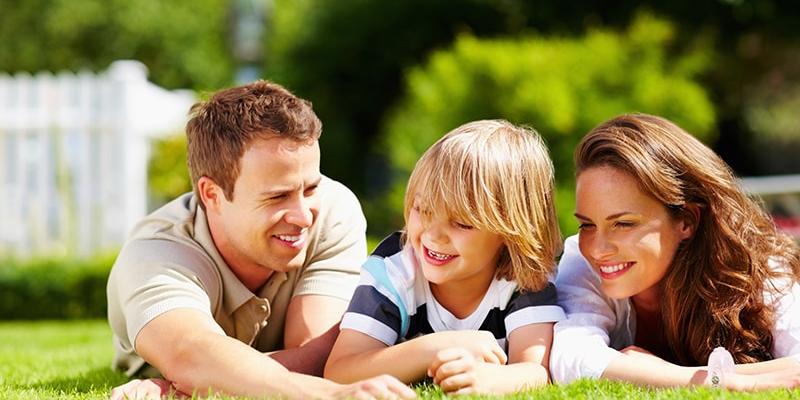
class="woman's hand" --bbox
[725,368,800,391]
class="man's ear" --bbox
[197,176,224,213]
[678,203,701,240]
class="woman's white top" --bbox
[550,235,800,383]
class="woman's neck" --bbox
[631,285,662,315]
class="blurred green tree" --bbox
[147,134,191,209]
[267,0,800,200]
[0,0,233,90]
[375,13,716,236]
[267,0,536,194]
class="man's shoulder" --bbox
[112,192,220,280]
[128,193,197,240]
[318,175,361,209]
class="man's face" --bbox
[209,136,322,284]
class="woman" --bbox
[550,113,800,390]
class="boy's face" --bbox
[406,196,504,306]
[207,136,322,285]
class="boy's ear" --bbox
[678,203,701,240]
[197,176,224,213]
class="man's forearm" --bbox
[269,324,340,376]
[162,331,338,398]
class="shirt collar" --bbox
[190,194,257,315]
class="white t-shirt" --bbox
[550,235,800,383]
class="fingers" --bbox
[348,375,416,400]
[487,344,508,365]
[428,349,477,388]
[109,378,174,400]
[437,371,475,394]
[431,357,474,386]
[427,348,470,378]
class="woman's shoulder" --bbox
[556,235,600,285]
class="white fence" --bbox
[0,61,195,257]
[741,174,800,239]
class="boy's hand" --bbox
[427,347,498,395]
[429,331,507,365]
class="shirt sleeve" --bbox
[550,235,623,384]
[294,177,368,301]
[770,280,800,361]
[339,257,404,346]
[504,282,566,335]
[107,239,226,354]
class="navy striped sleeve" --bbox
[340,284,403,345]
[371,231,403,258]
[504,282,566,335]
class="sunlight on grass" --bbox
[0,320,797,399]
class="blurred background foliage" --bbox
[0,0,233,90]
[2,0,800,269]
[376,13,716,234]
[263,0,800,237]
[0,0,800,235]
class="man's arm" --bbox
[130,308,415,399]
[267,294,348,376]
[135,308,340,397]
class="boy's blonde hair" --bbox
[403,120,562,291]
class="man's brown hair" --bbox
[186,80,322,208]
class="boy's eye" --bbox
[453,221,473,230]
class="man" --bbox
[107,81,414,399]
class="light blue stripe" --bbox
[363,256,409,336]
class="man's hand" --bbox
[333,374,417,400]
[109,378,187,400]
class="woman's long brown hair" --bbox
[575,114,800,365]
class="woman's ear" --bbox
[678,203,701,240]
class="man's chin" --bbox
[263,250,307,273]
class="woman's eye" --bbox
[577,223,594,230]
[615,221,635,228]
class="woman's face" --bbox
[574,166,693,303]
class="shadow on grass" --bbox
[15,366,128,394]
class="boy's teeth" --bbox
[427,248,454,261]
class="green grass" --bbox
[0,320,797,399]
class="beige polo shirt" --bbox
[107,176,367,377]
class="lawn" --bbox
[0,320,797,399]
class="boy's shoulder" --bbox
[371,231,404,258]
